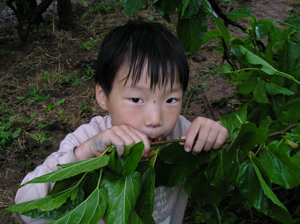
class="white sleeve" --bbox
[15,116,111,224]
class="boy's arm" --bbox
[15,116,110,223]
[182,117,228,154]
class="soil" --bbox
[0,0,299,223]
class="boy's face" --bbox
[96,64,183,142]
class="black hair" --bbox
[95,20,189,96]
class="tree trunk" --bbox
[57,0,74,30]
[6,0,54,40]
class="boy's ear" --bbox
[96,84,108,110]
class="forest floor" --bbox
[0,0,300,223]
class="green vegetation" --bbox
[81,1,124,18]
[79,38,102,51]
[0,106,20,150]
[45,98,65,113]
[2,0,300,223]
[0,49,11,56]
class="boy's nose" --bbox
[145,106,162,128]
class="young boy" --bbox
[15,21,228,224]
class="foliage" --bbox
[0,105,20,150]
[81,1,124,19]
[26,131,52,144]
[45,98,65,113]
[16,86,49,105]
[79,38,102,51]
[3,1,300,223]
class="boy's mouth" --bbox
[149,138,159,143]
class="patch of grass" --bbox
[16,86,49,105]
[45,98,65,113]
[81,1,124,19]
[79,38,102,50]
[79,100,92,114]
[0,49,11,56]
[0,105,20,150]
[286,7,300,16]
[26,131,52,144]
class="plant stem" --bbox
[213,204,222,224]
[97,167,103,188]
[268,122,300,138]
[150,122,300,147]
[75,172,88,187]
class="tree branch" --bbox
[206,0,247,32]
[150,122,300,147]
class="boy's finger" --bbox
[184,122,201,152]
[212,128,228,149]
[201,129,218,151]
[128,126,150,157]
[191,127,211,154]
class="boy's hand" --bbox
[74,125,150,160]
[182,117,228,155]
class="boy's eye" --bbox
[166,98,177,104]
[131,98,143,103]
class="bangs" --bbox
[95,21,189,96]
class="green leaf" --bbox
[251,158,288,211]
[253,77,269,104]
[161,0,183,14]
[27,86,36,96]
[19,187,85,220]
[82,0,88,7]
[12,128,21,139]
[259,116,273,128]
[255,23,270,39]
[54,98,65,106]
[102,171,142,224]
[202,29,222,45]
[265,83,294,96]
[239,45,276,75]
[155,143,207,187]
[48,188,107,224]
[284,16,300,30]
[159,143,206,169]
[238,72,257,95]
[256,127,268,144]
[135,162,155,224]
[260,144,300,189]
[177,6,207,54]
[185,170,229,204]
[21,156,109,187]
[129,211,144,223]
[270,95,286,116]
[16,96,26,101]
[211,16,230,50]
[225,123,257,183]
[108,142,144,178]
[277,98,300,124]
[35,94,50,101]
[227,123,257,160]
[205,150,228,188]
[124,0,147,17]
[237,159,293,224]
[291,151,300,168]
[227,7,251,21]
[219,106,247,139]
[4,186,76,213]
[180,0,202,19]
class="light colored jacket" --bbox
[15,115,191,224]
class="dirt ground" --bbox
[0,0,299,223]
